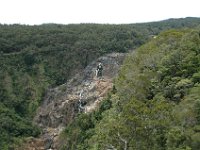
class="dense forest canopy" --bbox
[0,17,200,149]
[1,17,200,54]
[60,27,200,150]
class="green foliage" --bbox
[192,71,200,83]
[166,127,191,150]
[60,97,113,150]
[1,18,200,149]
[61,27,200,150]
[117,29,200,149]
[88,97,173,150]
[0,103,40,149]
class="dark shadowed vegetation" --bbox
[60,27,200,150]
[0,17,200,149]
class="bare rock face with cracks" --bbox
[20,53,126,150]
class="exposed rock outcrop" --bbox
[21,53,126,150]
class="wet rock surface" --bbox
[22,53,126,150]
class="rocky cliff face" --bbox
[20,53,126,150]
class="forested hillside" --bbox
[60,28,200,149]
[0,17,200,149]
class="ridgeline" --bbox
[0,17,200,149]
